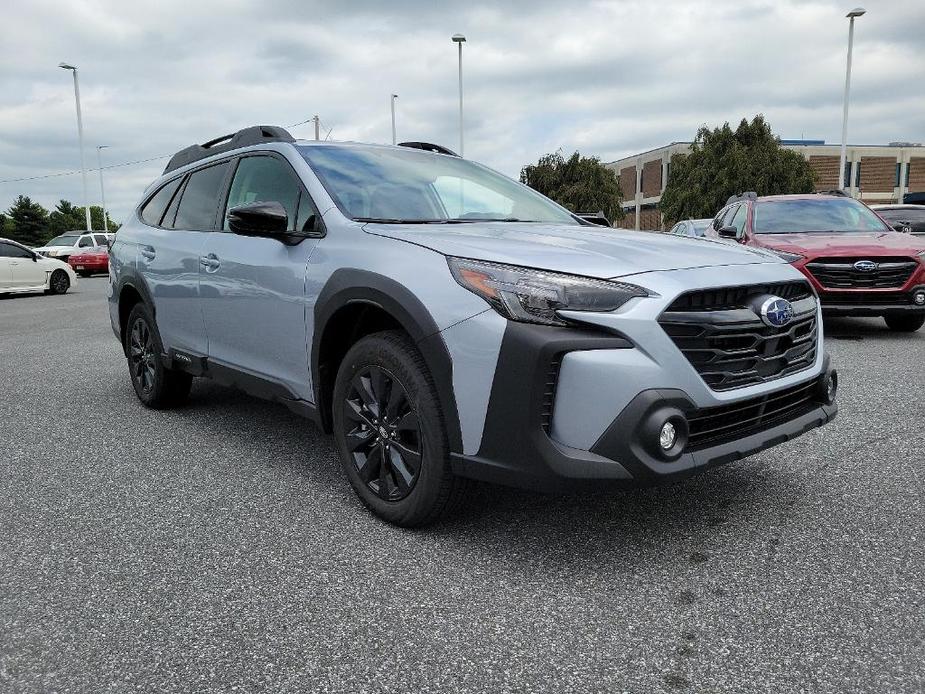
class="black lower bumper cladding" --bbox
[450,321,837,492]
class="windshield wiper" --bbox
[354,217,473,224]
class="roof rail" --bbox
[725,191,758,205]
[816,189,850,197]
[398,141,459,157]
[164,125,295,174]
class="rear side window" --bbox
[141,177,182,226]
[173,162,231,231]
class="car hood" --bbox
[755,231,925,257]
[33,245,71,252]
[364,222,780,279]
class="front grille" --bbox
[539,356,561,433]
[659,282,818,391]
[687,378,822,451]
[820,291,913,306]
[806,257,917,289]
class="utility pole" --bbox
[96,145,109,232]
[390,94,398,145]
[839,8,866,192]
[452,34,466,156]
[313,115,320,141]
[59,63,92,231]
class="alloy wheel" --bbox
[52,272,69,293]
[343,366,422,501]
[129,318,157,393]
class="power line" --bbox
[0,117,327,186]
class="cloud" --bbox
[1,0,923,223]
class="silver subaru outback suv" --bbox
[109,125,838,526]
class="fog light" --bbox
[659,421,677,450]
[914,290,925,306]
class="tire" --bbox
[47,270,70,295]
[124,303,193,408]
[884,314,925,332]
[332,330,468,527]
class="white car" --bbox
[0,238,78,295]
[33,231,113,261]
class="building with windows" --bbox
[605,140,924,231]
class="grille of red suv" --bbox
[659,282,818,391]
[805,257,918,289]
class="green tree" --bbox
[520,151,624,225]
[47,199,85,234]
[660,115,817,225]
[6,196,49,246]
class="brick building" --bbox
[606,140,925,231]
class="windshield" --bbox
[753,198,891,234]
[45,234,80,246]
[299,144,579,225]
[691,220,710,233]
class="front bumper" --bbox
[448,319,837,492]
[818,286,925,317]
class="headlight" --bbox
[447,257,649,326]
[768,249,804,263]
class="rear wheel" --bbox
[332,331,467,527]
[125,303,192,408]
[47,270,70,295]
[884,314,925,332]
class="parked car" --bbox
[109,125,838,526]
[68,246,110,276]
[34,231,113,261]
[706,193,925,332]
[668,218,712,238]
[0,237,77,295]
[870,204,925,235]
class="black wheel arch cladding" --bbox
[312,268,463,453]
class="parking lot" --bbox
[1,277,922,693]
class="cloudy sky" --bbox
[1,0,923,224]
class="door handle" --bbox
[199,253,221,272]
[140,245,156,261]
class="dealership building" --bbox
[606,140,925,231]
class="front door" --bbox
[7,244,46,287]
[198,154,323,401]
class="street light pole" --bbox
[390,94,398,145]
[839,8,865,193]
[97,145,109,232]
[452,34,466,156]
[59,63,92,231]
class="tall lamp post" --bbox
[59,63,92,231]
[390,94,398,145]
[96,145,109,232]
[451,34,466,156]
[838,8,865,193]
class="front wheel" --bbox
[884,314,925,332]
[47,270,70,295]
[332,331,467,527]
[124,303,192,408]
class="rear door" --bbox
[198,152,323,399]
[138,162,231,356]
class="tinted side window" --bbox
[78,235,94,247]
[731,204,748,233]
[173,162,231,231]
[713,207,729,230]
[224,156,300,231]
[0,243,17,257]
[9,244,33,258]
[141,177,183,226]
[93,234,108,246]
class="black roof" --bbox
[164,125,295,174]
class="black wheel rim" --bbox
[129,318,157,394]
[343,366,422,502]
[53,272,68,292]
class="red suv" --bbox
[706,193,925,332]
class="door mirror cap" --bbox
[717,225,741,239]
[227,201,289,236]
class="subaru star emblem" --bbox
[854,260,877,272]
[759,296,794,328]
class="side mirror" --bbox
[717,225,741,240]
[227,201,288,236]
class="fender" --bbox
[113,269,158,352]
[312,269,463,453]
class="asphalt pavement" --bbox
[1,277,923,693]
